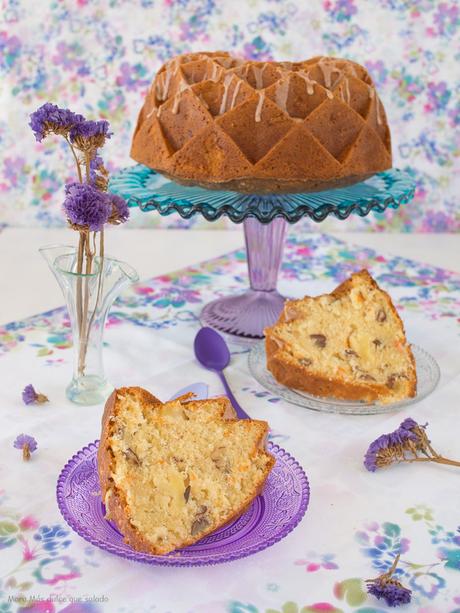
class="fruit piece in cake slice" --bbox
[265,270,416,404]
[98,387,275,555]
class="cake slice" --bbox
[265,270,416,404]
[98,387,275,555]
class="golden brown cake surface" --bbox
[265,270,416,404]
[131,52,392,193]
[98,387,275,555]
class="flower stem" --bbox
[65,138,83,183]
[78,231,93,376]
[76,232,85,338]
[433,456,460,467]
[408,456,460,467]
[86,229,105,345]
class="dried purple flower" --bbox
[69,119,112,150]
[29,103,85,142]
[14,434,38,461]
[22,384,48,405]
[364,418,460,471]
[367,581,412,607]
[63,182,111,231]
[366,555,411,607]
[89,155,109,190]
[108,193,130,224]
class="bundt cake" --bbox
[131,52,392,193]
[265,270,416,404]
[98,387,275,555]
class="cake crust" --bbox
[131,52,392,194]
[265,270,416,404]
[98,387,275,555]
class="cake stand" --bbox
[109,165,415,339]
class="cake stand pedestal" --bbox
[109,166,415,339]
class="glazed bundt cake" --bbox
[265,270,416,404]
[98,387,275,555]
[131,51,392,193]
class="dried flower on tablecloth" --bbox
[366,554,411,607]
[63,182,111,231]
[14,434,38,461]
[364,418,460,471]
[29,103,84,142]
[22,384,48,405]
[108,193,130,224]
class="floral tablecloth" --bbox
[1,233,460,613]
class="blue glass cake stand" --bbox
[109,165,415,339]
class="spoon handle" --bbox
[217,371,251,420]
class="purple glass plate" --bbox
[56,440,309,567]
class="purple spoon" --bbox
[194,327,250,420]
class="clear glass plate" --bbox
[248,342,440,415]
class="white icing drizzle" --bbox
[297,70,315,95]
[219,73,234,114]
[375,96,382,125]
[275,77,290,114]
[219,57,234,69]
[146,104,157,119]
[326,89,334,99]
[211,62,220,82]
[172,80,188,115]
[368,85,375,99]
[318,57,341,91]
[252,63,267,89]
[343,76,351,104]
[255,90,265,122]
[229,79,242,110]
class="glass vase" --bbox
[40,245,139,406]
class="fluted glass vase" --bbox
[40,245,138,406]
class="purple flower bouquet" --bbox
[31,103,138,405]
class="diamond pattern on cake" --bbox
[255,125,342,178]
[170,124,254,180]
[366,96,391,151]
[332,76,372,118]
[341,124,392,174]
[265,73,329,119]
[304,97,365,160]
[216,95,293,164]
[190,78,254,117]
[230,62,283,90]
[157,88,213,152]
[130,114,174,163]
[131,52,392,192]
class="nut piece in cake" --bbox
[265,270,416,404]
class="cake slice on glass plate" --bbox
[265,270,416,404]
[98,387,275,555]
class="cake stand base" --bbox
[200,288,286,339]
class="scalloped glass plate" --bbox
[108,165,415,224]
[56,440,310,567]
[248,342,440,415]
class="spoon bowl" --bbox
[194,327,231,371]
[193,327,250,420]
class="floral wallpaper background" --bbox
[0,0,459,232]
